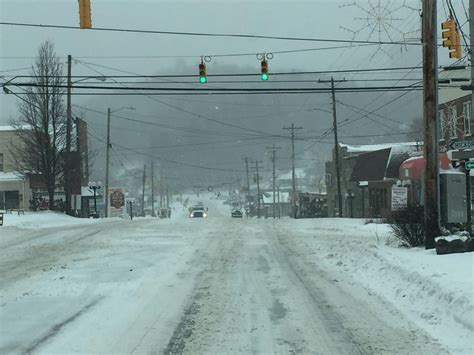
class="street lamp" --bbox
[88,181,102,218]
[104,106,135,218]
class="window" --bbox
[0,153,3,172]
[325,173,332,188]
[448,106,457,138]
[403,168,409,178]
[464,101,472,135]
[439,109,445,139]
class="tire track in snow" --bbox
[23,296,104,354]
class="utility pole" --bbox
[331,77,343,218]
[283,123,303,218]
[104,107,111,218]
[141,164,146,217]
[244,157,251,203]
[159,171,163,208]
[267,144,281,219]
[251,161,263,218]
[65,54,72,215]
[277,185,281,219]
[470,0,473,234]
[422,0,441,248]
[151,161,155,217]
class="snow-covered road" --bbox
[0,201,470,354]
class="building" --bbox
[0,126,32,210]
[325,142,421,218]
[438,67,472,146]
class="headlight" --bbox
[203,213,208,218]
[190,213,193,217]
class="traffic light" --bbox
[199,62,207,83]
[261,59,269,80]
[441,17,462,59]
[78,0,92,29]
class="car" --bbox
[231,209,243,218]
[189,205,207,218]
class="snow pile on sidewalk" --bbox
[0,211,101,229]
[279,219,474,354]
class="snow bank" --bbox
[279,219,473,354]
[0,211,103,229]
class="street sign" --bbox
[448,140,474,150]
[447,150,474,161]
[465,161,474,170]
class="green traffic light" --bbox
[200,76,207,83]
[261,73,269,81]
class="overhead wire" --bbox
[0,21,424,46]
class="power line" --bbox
[8,82,425,92]
[3,65,424,79]
[0,21,423,46]
[88,131,246,173]
[0,43,380,60]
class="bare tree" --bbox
[10,41,66,210]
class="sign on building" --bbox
[391,186,408,211]
[109,188,125,217]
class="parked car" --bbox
[189,205,207,218]
[231,209,243,218]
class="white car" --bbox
[189,205,207,218]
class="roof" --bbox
[262,191,290,204]
[277,168,306,181]
[340,142,421,155]
[350,148,391,182]
[0,125,31,131]
[0,172,24,182]
[438,67,471,105]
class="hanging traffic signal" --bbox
[261,59,269,80]
[199,62,207,83]
[78,0,92,29]
[441,17,462,59]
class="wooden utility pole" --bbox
[331,77,343,218]
[283,123,303,218]
[141,164,146,217]
[105,108,111,218]
[251,161,263,218]
[244,157,251,203]
[160,171,164,208]
[422,0,441,248]
[151,161,155,217]
[277,185,281,219]
[267,145,281,219]
[470,0,474,234]
[65,54,72,215]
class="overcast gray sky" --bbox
[0,1,470,184]
[0,0,445,119]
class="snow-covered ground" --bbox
[0,197,472,354]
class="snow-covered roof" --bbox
[262,191,290,204]
[0,125,31,131]
[277,168,306,181]
[0,172,23,182]
[438,67,471,104]
[340,142,421,154]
